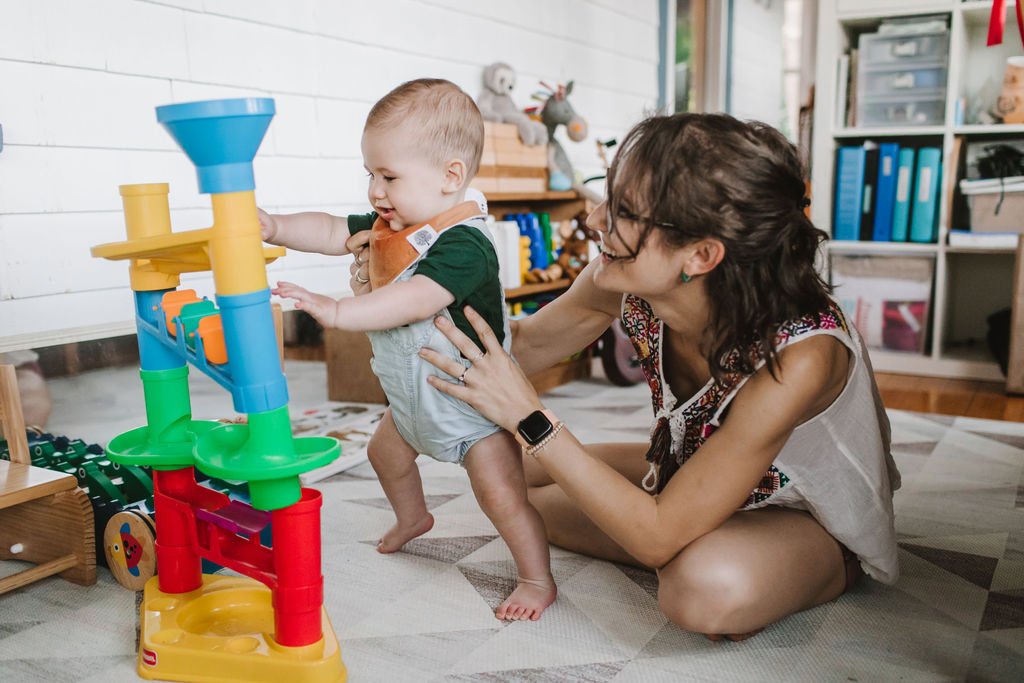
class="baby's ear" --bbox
[442,159,467,193]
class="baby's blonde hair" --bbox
[365,78,484,179]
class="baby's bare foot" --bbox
[704,628,764,642]
[495,575,556,621]
[376,514,434,554]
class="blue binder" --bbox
[890,148,916,242]
[871,143,900,241]
[909,147,942,243]
[833,145,866,241]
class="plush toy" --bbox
[477,62,548,147]
[556,221,590,282]
[535,81,588,192]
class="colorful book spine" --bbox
[871,143,900,242]
[859,145,879,241]
[909,147,942,243]
[890,148,916,242]
[833,145,866,241]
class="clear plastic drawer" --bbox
[856,95,946,126]
[859,65,947,98]
[858,31,949,67]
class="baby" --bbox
[264,78,556,621]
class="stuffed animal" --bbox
[535,81,588,192]
[477,62,548,147]
[556,221,590,282]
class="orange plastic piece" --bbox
[161,290,202,336]
[198,315,228,365]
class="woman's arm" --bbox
[512,260,621,375]
[422,308,845,569]
[259,210,354,256]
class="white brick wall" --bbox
[0,0,662,350]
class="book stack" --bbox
[833,143,941,243]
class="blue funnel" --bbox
[156,98,275,194]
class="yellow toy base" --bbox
[136,574,345,683]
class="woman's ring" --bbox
[457,366,472,383]
[470,351,484,363]
[354,272,369,285]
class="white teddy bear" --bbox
[476,62,548,147]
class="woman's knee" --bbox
[657,551,760,633]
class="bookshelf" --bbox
[811,0,1022,381]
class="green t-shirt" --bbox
[348,212,505,351]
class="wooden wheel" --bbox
[103,510,156,591]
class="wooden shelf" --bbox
[833,126,945,138]
[954,124,1024,136]
[505,279,571,300]
[488,191,578,202]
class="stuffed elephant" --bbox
[476,62,548,147]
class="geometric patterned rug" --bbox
[1,376,1022,682]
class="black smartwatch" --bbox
[515,409,558,448]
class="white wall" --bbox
[728,0,785,128]
[0,0,662,351]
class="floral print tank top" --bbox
[620,294,849,503]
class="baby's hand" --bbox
[273,281,340,329]
[258,208,278,243]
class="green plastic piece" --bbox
[107,365,222,469]
[193,406,339,510]
[141,366,193,444]
[178,300,218,351]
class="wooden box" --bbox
[473,122,548,196]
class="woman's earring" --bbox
[679,272,692,283]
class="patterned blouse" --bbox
[620,294,849,504]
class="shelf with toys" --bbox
[486,189,595,394]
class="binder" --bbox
[890,148,916,242]
[833,145,866,241]
[859,144,880,241]
[909,147,942,243]
[871,143,900,241]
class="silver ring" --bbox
[354,272,369,285]
[470,351,484,362]
[354,250,366,266]
[457,366,471,383]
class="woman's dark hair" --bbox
[606,112,831,380]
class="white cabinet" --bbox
[811,0,1022,380]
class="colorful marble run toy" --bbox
[91,98,345,683]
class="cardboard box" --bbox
[960,176,1024,233]
[831,254,935,353]
[324,328,387,404]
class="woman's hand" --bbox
[420,306,544,433]
[346,230,372,296]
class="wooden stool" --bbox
[0,364,96,595]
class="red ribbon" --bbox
[988,0,1024,47]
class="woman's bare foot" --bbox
[376,513,434,553]
[495,576,557,621]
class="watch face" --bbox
[517,410,553,445]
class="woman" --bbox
[405,112,900,639]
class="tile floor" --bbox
[1,360,1023,682]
